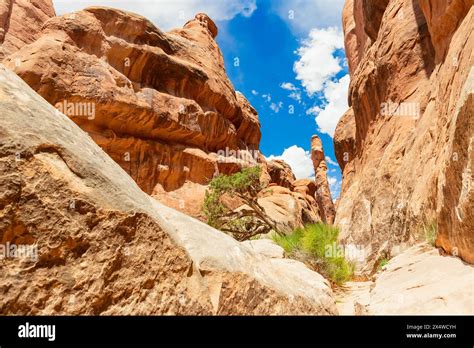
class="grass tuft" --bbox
[272,223,354,285]
[423,221,438,246]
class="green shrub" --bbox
[272,229,303,254]
[272,223,354,285]
[380,258,389,268]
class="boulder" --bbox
[266,159,296,189]
[241,240,285,259]
[367,244,474,314]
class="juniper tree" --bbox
[203,166,281,241]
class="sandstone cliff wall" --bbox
[335,0,473,270]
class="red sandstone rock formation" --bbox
[266,159,296,189]
[3,7,262,216]
[342,0,369,75]
[0,0,55,59]
[3,6,335,231]
[335,0,474,269]
[311,135,336,224]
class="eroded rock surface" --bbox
[0,66,338,315]
[266,160,296,189]
[3,5,339,235]
[0,0,55,59]
[367,244,474,314]
[3,7,261,215]
[335,0,474,269]
[3,6,335,232]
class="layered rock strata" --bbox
[0,0,55,59]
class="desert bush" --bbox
[273,223,354,285]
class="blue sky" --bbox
[53,0,347,198]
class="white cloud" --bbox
[267,145,314,179]
[262,94,272,103]
[270,101,283,113]
[327,176,337,187]
[294,27,344,96]
[288,91,301,102]
[325,156,338,166]
[280,82,298,91]
[292,26,349,137]
[307,75,349,137]
[306,106,321,115]
[251,90,258,95]
[272,0,345,36]
[280,82,302,103]
[53,0,257,31]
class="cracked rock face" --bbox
[0,66,338,315]
[335,0,474,270]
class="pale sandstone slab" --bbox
[367,244,474,315]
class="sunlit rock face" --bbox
[0,0,55,59]
[3,7,262,217]
[335,0,473,270]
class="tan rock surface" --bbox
[361,0,390,41]
[336,244,474,315]
[419,0,474,62]
[234,240,284,259]
[0,65,338,315]
[342,0,369,75]
[252,135,337,233]
[333,107,356,173]
[266,159,296,189]
[258,185,321,233]
[0,0,55,59]
[335,0,474,269]
[367,244,474,315]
